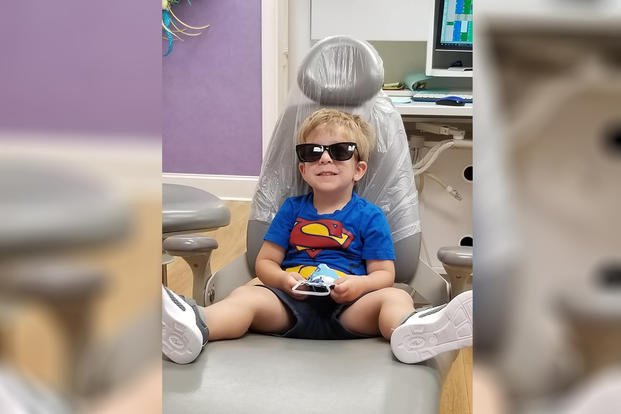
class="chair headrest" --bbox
[297,36,384,106]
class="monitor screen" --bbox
[434,0,473,51]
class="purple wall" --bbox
[0,2,160,137]
[163,0,263,176]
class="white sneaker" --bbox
[162,286,209,364]
[391,289,473,364]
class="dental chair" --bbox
[163,35,453,414]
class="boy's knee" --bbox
[230,285,261,298]
[229,285,278,307]
[381,287,413,305]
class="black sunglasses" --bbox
[295,142,358,163]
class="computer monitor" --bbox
[434,0,473,52]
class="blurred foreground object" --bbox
[475,1,621,413]
[0,366,71,413]
[0,139,160,412]
[0,159,127,397]
[1,2,162,411]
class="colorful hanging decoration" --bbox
[162,0,210,57]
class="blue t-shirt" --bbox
[263,192,395,276]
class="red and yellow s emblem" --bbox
[289,218,354,258]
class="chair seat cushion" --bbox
[163,334,445,414]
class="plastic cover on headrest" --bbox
[297,36,384,106]
[251,36,420,243]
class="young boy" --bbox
[162,108,472,365]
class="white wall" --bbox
[287,0,312,91]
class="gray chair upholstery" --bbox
[163,36,454,413]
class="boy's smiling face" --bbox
[298,124,368,196]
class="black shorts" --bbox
[256,285,372,340]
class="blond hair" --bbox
[296,109,375,162]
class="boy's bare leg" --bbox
[204,285,294,340]
[338,287,414,340]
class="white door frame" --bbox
[261,0,289,158]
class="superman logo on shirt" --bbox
[289,218,354,258]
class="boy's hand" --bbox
[330,276,364,304]
[283,272,309,301]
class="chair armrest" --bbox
[163,234,219,305]
[162,184,230,234]
[437,246,473,268]
[162,234,218,256]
